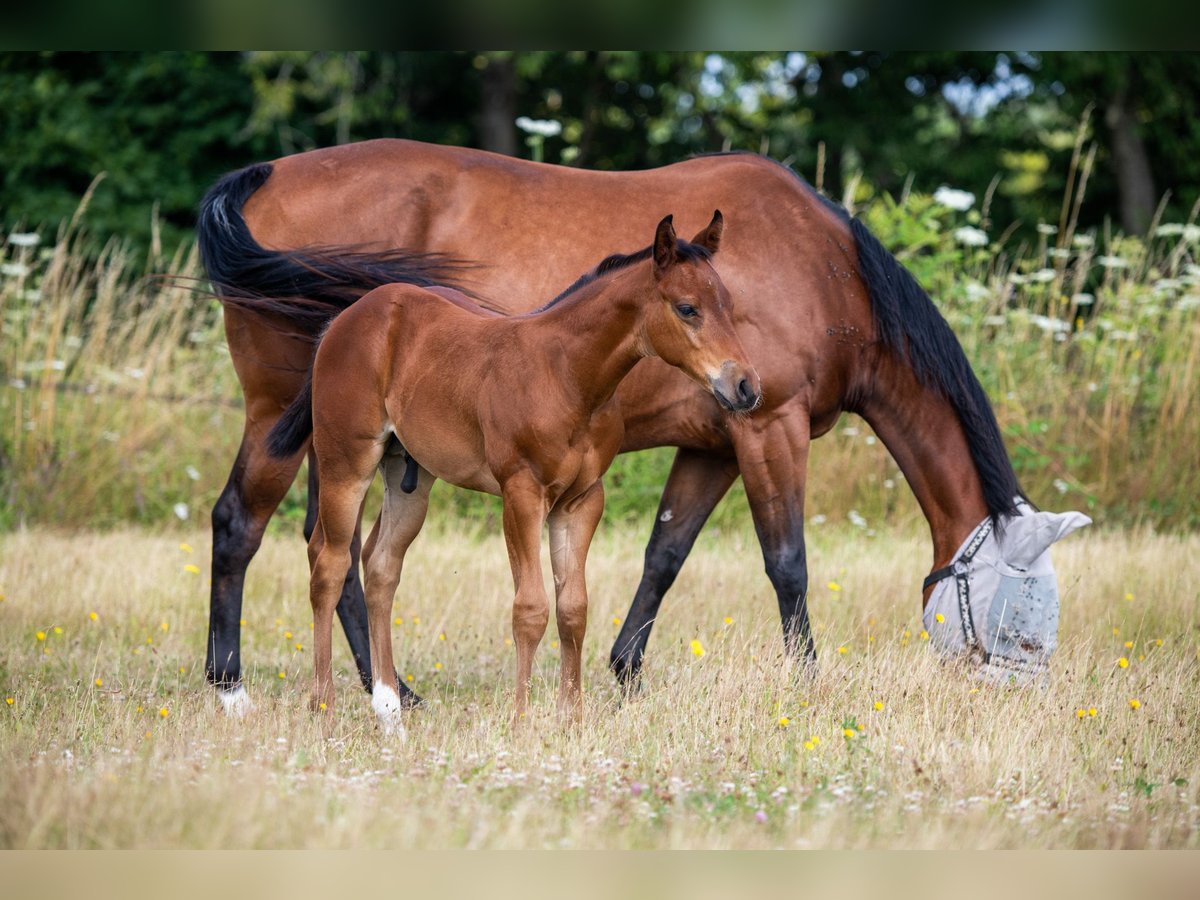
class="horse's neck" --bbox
[522,275,647,410]
[857,355,991,582]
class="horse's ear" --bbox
[691,209,723,254]
[653,214,677,277]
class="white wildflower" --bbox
[1155,223,1184,237]
[1028,268,1056,283]
[1072,293,1095,306]
[1097,255,1129,269]
[123,367,145,380]
[1,262,30,278]
[965,281,991,302]
[515,117,562,137]
[848,510,867,528]
[173,503,190,521]
[1029,314,1071,334]
[1048,248,1071,259]
[983,315,1007,326]
[953,226,989,247]
[7,232,40,247]
[1073,233,1095,249]
[1036,223,1058,235]
[185,465,201,482]
[934,186,975,211]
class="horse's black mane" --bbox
[534,240,712,313]
[697,150,1024,524]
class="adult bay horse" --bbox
[199,139,1026,713]
[267,213,758,729]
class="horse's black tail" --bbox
[197,162,478,335]
[266,368,314,460]
[847,215,1025,525]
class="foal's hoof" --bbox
[217,685,253,718]
[609,654,643,695]
[371,683,408,739]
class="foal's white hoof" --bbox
[218,685,253,718]
[371,683,408,739]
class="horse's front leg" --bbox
[500,476,551,727]
[730,404,816,664]
[548,481,605,724]
[609,448,739,690]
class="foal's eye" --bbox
[675,304,699,320]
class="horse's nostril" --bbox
[737,378,752,401]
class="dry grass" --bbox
[1,522,1197,849]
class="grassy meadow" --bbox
[1,523,1197,849]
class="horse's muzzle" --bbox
[711,364,762,413]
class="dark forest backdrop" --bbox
[2,52,1199,254]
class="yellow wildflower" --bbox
[405,674,414,682]
[550,640,559,649]
[434,662,443,671]
[179,542,194,553]
[1112,627,1120,636]
[1124,592,1133,602]
[159,707,169,718]
[1155,639,1163,647]
[810,735,821,746]
[160,621,169,633]
[778,716,790,728]
[612,616,621,626]
[724,616,733,626]
[179,667,186,674]
[319,702,327,711]
[5,697,13,706]
[690,639,705,658]
[89,611,98,621]
[1075,708,1086,719]
[95,678,103,687]
[827,581,842,592]
[873,700,884,711]
[183,564,200,575]
[294,643,303,651]
[53,626,63,635]
[935,613,945,623]
[803,740,815,750]
[837,645,848,655]
[1123,640,1133,649]
[1128,698,1141,710]
[438,632,446,641]
[278,671,286,679]
[843,728,856,739]
[1088,707,1097,717]
[36,631,45,641]
[412,616,421,625]
[240,618,246,626]
[394,617,403,626]
[919,630,930,641]
[1117,657,1129,669]
[275,618,283,626]
[284,630,292,639]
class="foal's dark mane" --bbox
[534,240,712,313]
[696,151,1024,524]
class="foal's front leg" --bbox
[548,481,605,724]
[501,477,550,727]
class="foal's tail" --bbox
[266,368,314,459]
[197,162,479,334]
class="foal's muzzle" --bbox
[711,363,762,412]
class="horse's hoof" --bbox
[371,682,408,739]
[396,677,423,708]
[217,685,253,717]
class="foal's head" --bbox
[644,212,761,413]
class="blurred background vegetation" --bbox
[2,51,1199,533]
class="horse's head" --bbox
[923,501,1091,684]
[644,211,761,413]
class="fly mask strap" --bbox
[922,517,994,649]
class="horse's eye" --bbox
[675,304,699,319]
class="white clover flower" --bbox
[515,116,562,137]
[934,186,975,211]
[954,226,989,247]
[6,232,40,247]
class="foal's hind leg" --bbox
[361,454,433,735]
[306,457,422,708]
[308,447,383,714]
[548,482,605,724]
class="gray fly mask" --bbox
[923,501,1091,685]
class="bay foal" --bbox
[270,213,760,730]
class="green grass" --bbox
[1,524,1197,848]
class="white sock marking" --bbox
[217,685,252,717]
[371,682,407,738]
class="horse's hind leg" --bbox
[609,449,739,691]
[208,420,307,714]
[306,456,422,708]
[308,446,382,715]
[360,451,433,736]
[501,476,551,727]
[548,481,605,724]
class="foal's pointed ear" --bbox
[690,209,724,254]
[653,214,677,277]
